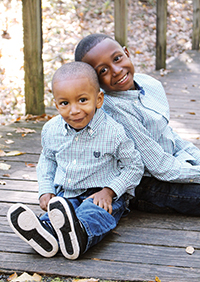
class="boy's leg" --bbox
[7,203,59,257]
[47,194,126,259]
[132,176,200,215]
[48,196,87,260]
[76,195,126,251]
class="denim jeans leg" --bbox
[75,196,126,252]
[134,176,200,216]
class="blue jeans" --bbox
[131,177,200,216]
[40,188,126,252]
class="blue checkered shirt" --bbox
[37,109,144,199]
[103,73,200,183]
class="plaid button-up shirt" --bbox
[37,109,144,199]
[103,73,200,183]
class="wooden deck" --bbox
[0,50,200,282]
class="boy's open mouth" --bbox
[115,73,128,84]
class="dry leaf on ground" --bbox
[6,150,25,156]
[15,127,36,134]
[5,139,14,144]
[9,272,42,282]
[0,163,11,170]
[0,149,6,156]
[186,245,195,255]
[73,279,99,282]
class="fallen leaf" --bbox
[91,258,101,261]
[155,276,161,282]
[5,139,14,144]
[181,89,190,93]
[7,272,18,281]
[3,173,10,177]
[15,127,36,134]
[73,279,99,282]
[10,272,41,282]
[32,273,42,281]
[22,174,30,179]
[135,50,143,54]
[188,112,196,115]
[186,246,195,255]
[0,150,6,157]
[6,150,25,156]
[25,162,36,167]
[0,163,11,170]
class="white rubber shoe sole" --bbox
[48,197,87,260]
[7,203,59,257]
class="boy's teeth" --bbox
[118,74,127,83]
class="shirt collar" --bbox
[103,79,145,100]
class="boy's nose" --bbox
[112,65,123,76]
[70,104,80,115]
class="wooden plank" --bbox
[3,223,200,251]
[0,252,200,282]
[0,161,37,180]
[0,179,38,192]
[0,190,38,204]
[114,0,127,46]
[2,154,40,163]
[1,233,200,269]
[156,0,167,70]
[22,0,44,115]
[0,202,41,218]
[192,0,200,50]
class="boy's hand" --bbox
[87,187,116,214]
[39,193,55,211]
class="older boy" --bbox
[75,33,200,215]
[7,62,144,259]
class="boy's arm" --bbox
[173,130,200,165]
[37,150,57,199]
[37,123,57,201]
[116,111,200,183]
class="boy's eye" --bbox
[114,55,122,62]
[80,98,87,103]
[99,67,107,75]
[60,101,68,106]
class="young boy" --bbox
[7,62,144,259]
[75,33,200,216]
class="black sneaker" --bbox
[7,203,59,257]
[48,196,87,260]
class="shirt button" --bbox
[68,178,71,183]
[75,136,78,141]
[89,129,93,134]
[189,179,194,183]
[73,159,76,165]
[134,100,138,104]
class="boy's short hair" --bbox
[52,61,100,92]
[75,33,114,62]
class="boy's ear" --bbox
[122,46,130,57]
[96,91,104,109]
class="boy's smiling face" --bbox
[53,76,104,131]
[82,38,135,92]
